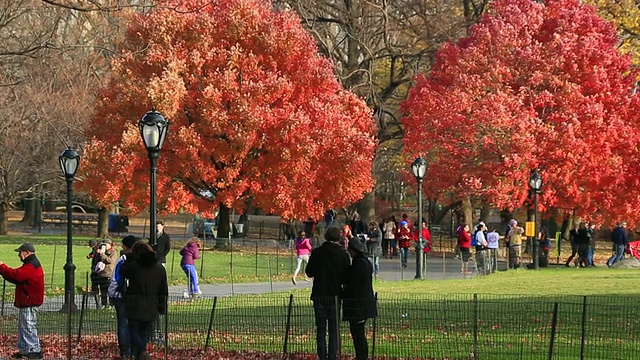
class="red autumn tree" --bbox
[79,0,376,239]
[402,0,640,225]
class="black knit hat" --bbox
[122,235,139,249]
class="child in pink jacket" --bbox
[292,230,312,285]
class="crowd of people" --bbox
[453,217,637,273]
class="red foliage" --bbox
[79,0,376,220]
[402,0,640,225]
[0,334,420,359]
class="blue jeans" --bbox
[607,244,626,266]
[369,256,380,275]
[313,300,339,360]
[113,298,131,357]
[389,240,398,257]
[587,246,594,266]
[128,320,152,357]
[18,307,40,354]
[400,247,409,267]
[181,264,200,294]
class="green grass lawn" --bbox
[0,239,302,295]
[373,267,640,296]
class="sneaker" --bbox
[564,263,571,267]
[10,352,23,359]
[304,277,311,282]
[292,277,297,285]
[24,353,43,359]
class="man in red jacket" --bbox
[0,243,44,359]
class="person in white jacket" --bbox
[486,227,500,273]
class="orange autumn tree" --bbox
[402,0,640,225]
[80,0,376,240]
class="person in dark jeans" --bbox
[108,235,139,360]
[574,222,591,267]
[122,242,168,360]
[564,225,579,267]
[305,226,351,360]
[607,221,628,267]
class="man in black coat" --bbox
[122,242,168,360]
[155,221,171,266]
[305,226,351,360]
[343,238,378,360]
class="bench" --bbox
[41,213,99,230]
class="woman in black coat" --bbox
[122,241,168,360]
[343,238,378,360]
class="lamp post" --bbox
[412,156,427,279]
[59,148,80,313]
[139,110,169,248]
[529,170,542,270]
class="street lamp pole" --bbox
[412,156,427,280]
[529,170,542,270]
[59,148,80,314]
[139,110,169,249]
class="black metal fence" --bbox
[1,287,638,360]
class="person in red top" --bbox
[457,224,472,274]
[412,220,432,275]
[0,243,44,359]
[397,221,412,268]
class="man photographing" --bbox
[0,243,45,359]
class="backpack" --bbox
[471,231,478,247]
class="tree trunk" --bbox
[21,195,36,225]
[356,192,375,225]
[480,201,491,224]
[433,201,461,227]
[0,201,9,235]
[97,207,109,238]
[461,197,473,227]
[215,203,231,249]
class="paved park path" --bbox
[167,254,487,296]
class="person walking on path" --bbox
[574,222,591,268]
[122,242,168,360]
[293,231,312,285]
[349,212,367,236]
[607,221,628,267]
[458,224,472,274]
[474,223,489,274]
[397,221,412,269]
[366,221,382,276]
[564,224,579,267]
[155,221,171,267]
[91,238,118,309]
[305,226,351,360]
[108,235,139,360]
[180,237,202,296]
[382,217,396,259]
[412,220,432,275]
[0,243,44,359]
[508,221,525,269]
[343,238,378,360]
[486,227,500,273]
